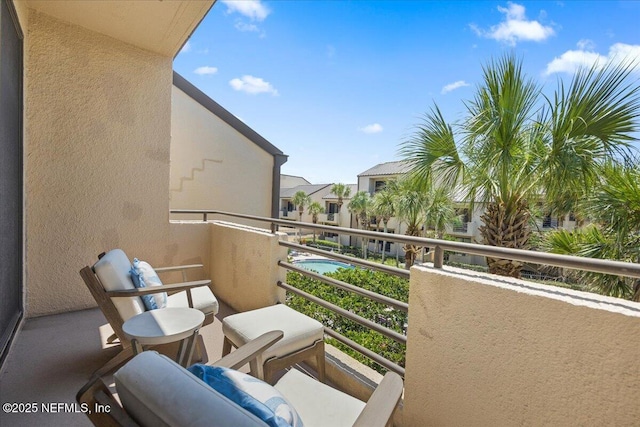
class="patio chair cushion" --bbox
[188,364,302,427]
[130,258,167,311]
[115,351,268,427]
[274,369,366,427]
[223,304,324,361]
[94,249,145,321]
[166,285,219,316]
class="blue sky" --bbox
[173,1,640,185]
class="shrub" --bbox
[285,268,408,373]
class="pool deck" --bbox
[290,251,332,262]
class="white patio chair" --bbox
[80,249,219,378]
[77,331,404,427]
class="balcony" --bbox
[280,209,300,221]
[2,212,639,426]
[318,212,338,224]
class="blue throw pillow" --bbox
[188,364,303,427]
[129,258,167,311]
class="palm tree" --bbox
[393,178,429,268]
[542,161,640,301]
[331,183,351,214]
[348,191,371,257]
[291,191,311,222]
[291,191,311,243]
[331,183,352,252]
[372,184,396,262]
[307,201,325,243]
[424,186,456,239]
[400,54,640,278]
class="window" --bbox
[374,180,386,193]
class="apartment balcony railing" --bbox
[280,209,299,221]
[172,210,640,424]
[171,209,640,381]
[318,212,338,224]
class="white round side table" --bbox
[123,307,205,367]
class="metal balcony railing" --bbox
[170,209,640,376]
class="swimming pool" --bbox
[293,259,354,274]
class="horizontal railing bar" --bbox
[277,281,407,345]
[170,209,640,279]
[280,241,410,279]
[323,327,406,377]
[279,261,409,312]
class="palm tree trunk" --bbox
[381,221,388,263]
[403,224,422,269]
[479,201,531,278]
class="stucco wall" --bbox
[209,221,286,312]
[170,87,274,218]
[403,265,640,426]
[24,10,208,317]
[280,175,309,189]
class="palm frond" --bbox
[399,105,464,190]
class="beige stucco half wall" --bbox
[170,86,274,218]
[23,10,210,317]
[403,265,640,426]
[209,221,287,312]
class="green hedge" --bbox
[285,268,408,373]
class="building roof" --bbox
[322,184,358,200]
[280,184,332,198]
[280,174,311,188]
[173,72,286,158]
[281,174,310,182]
[358,160,411,177]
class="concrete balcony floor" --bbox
[0,301,238,426]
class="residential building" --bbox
[356,161,412,257]
[280,174,311,190]
[279,184,332,222]
[171,73,287,220]
[319,184,358,246]
[357,160,580,264]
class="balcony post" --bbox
[434,245,444,268]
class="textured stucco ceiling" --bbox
[21,0,214,56]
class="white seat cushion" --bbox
[222,305,324,360]
[166,286,219,316]
[94,249,145,321]
[275,369,366,427]
[115,351,267,427]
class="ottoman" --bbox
[222,304,325,383]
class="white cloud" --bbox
[359,123,383,134]
[229,75,278,95]
[544,42,640,75]
[222,0,270,21]
[442,80,470,94]
[235,21,259,32]
[577,39,595,51]
[180,41,192,53]
[471,2,554,46]
[194,66,218,76]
